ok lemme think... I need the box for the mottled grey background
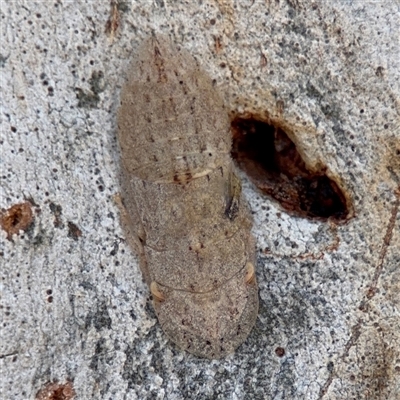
[1,1,399,399]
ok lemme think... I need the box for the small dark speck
[67,221,82,241]
[0,54,9,68]
[327,361,334,372]
[375,66,384,77]
[275,347,285,357]
[129,310,137,320]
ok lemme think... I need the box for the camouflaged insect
[117,35,258,359]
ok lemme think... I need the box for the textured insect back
[117,35,258,359]
[118,36,231,183]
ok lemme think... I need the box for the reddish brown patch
[0,202,34,240]
[35,381,75,400]
[275,347,285,357]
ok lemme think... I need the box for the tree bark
[1,1,399,399]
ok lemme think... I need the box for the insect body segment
[117,36,258,358]
[150,281,165,303]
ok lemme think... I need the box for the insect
[117,35,258,358]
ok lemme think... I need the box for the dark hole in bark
[231,117,350,221]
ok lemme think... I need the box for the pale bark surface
[1,1,399,399]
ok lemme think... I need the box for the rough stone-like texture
[1,1,399,399]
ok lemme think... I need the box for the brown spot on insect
[172,171,193,185]
[117,35,258,358]
[0,201,34,240]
